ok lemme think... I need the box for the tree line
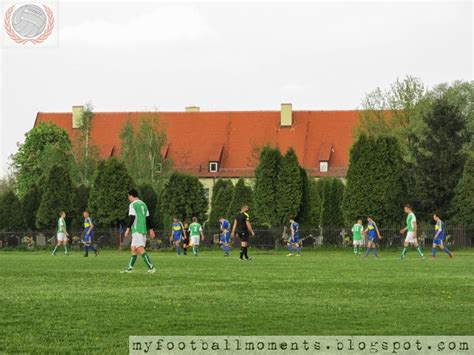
[0,78,472,233]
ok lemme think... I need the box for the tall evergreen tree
[254,146,282,226]
[450,154,474,225]
[342,134,405,227]
[138,183,158,227]
[227,178,253,219]
[88,158,134,227]
[210,179,233,209]
[36,165,74,230]
[160,172,208,228]
[0,190,26,231]
[320,178,345,227]
[410,91,471,220]
[71,185,90,229]
[309,179,323,226]
[22,184,42,231]
[209,182,234,228]
[275,148,302,225]
[297,168,312,225]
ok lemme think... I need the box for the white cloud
[60,5,218,45]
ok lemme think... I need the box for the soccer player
[431,213,453,259]
[219,216,231,257]
[400,204,424,260]
[287,217,301,257]
[170,217,185,256]
[364,216,381,258]
[231,204,255,261]
[182,222,190,256]
[82,211,99,257]
[52,211,69,256]
[122,189,156,273]
[351,218,364,255]
[189,217,204,256]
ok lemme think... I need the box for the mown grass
[0,248,472,354]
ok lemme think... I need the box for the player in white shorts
[122,189,156,273]
[400,204,424,259]
[52,211,69,256]
[188,217,204,256]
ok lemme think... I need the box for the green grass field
[0,248,473,354]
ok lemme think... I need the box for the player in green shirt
[400,204,424,260]
[52,211,69,256]
[122,189,156,273]
[351,218,364,255]
[188,217,204,256]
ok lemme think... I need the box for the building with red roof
[34,104,360,200]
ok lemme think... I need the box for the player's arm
[200,227,204,241]
[63,221,69,237]
[146,215,155,239]
[125,215,135,238]
[400,226,407,234]
[88,219,94,234]
[375,224,382,239]
[413,220,417,236]
[231,219,237,236]
[170,228,173,241]
[246,220,255,237]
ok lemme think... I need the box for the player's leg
[353,241,358,255]
[401,235,410,259]
[431,241,438,258]
[124,246,138,272]
[287,242,294,256]
[183,242,188,255]
[138,243,155,271]
[296,242,301,256]
[439,241,453,258]
[175,240,181,256]
[84,244,89,257]
[413,241,424,258]
[364,240,373,257]
[52,239,59,256]
[242,240,250,260]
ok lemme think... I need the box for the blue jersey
[434,220,445,239]
[172,223,184,238]
[291,222,299,239]
[367,221,378,239]
[84,218,93,236]
[220,219,230,232]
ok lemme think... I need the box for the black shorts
[238,232,249,242]
[182,238,189,246]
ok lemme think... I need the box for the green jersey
[189,222,202,237]
[57,217,66,234]
[352,223,363,240]
[129,199,149,234]
[406,212,416,232]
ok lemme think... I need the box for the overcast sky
[0,1,472,176]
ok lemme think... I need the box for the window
[209,162,219,172]
[319,161,328,172]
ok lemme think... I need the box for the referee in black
[231,204,255,260]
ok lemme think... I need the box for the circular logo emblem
[4,4,54,44]
[12,4,46,38]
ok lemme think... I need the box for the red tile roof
[34,110,360,177]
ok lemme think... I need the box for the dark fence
[1,225,473,250]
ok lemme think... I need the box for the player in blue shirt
[219,217,231,256]
[431,213,453,259]
[169,217,185,256]
[83,211,98,257]
[364,216,381,258]
[287,218,301,257]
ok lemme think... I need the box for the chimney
[280,103,292,127]
[72,105,84,129]
[185,106,200,112]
